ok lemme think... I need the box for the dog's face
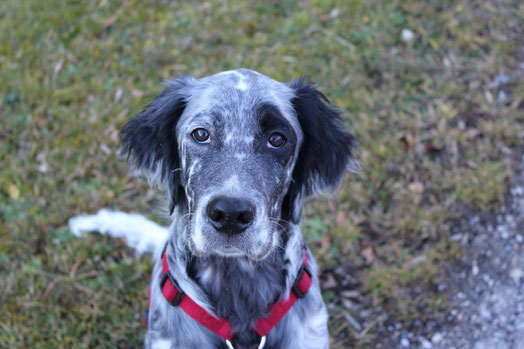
[121,69,356,260]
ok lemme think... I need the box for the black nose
[206,196,255,235]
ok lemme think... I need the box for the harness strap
[160,249,234,340]
[144,246,312,345]
[255,249,311,337]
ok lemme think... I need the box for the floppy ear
[283,79,357,223]
[120,76,195,214]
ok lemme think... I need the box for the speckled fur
[121,69,356,349]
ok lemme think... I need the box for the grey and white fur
[120,69,357,349]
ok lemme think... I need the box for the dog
[120,69,356,349]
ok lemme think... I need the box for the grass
[1,0,523,348]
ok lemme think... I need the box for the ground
[1,1,523,348]
[374,151,524,348]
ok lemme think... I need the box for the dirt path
[433,154,524,349]
[376,152,524,349]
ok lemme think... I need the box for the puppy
[120,69,356,349]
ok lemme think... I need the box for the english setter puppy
[120,69,356,349]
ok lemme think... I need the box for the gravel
[375,152,524,349]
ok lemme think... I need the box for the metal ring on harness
[225,336,266,349]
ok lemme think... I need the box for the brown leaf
[336,211,347,226]
[361,247,374,264]
[408,181,424,195]
[425,142,443,154]
[400,132,415,151]
[322,273,338,289]
[131,89,144,98]
[466,128,481,139]
[104,16,117,28]
[321,236,331,249]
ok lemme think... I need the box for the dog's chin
[187,235,275,261]
[214,247,246,257]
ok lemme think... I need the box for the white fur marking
[241,135,253,144]
[193,211,206,251]
[200,266,214,283]
[152,339,172,349]
[224,174,240,190]
[236,79,248,91]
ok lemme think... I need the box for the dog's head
[121,69,356,260]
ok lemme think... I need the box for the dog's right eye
[192,128,210,143]
[268,132,286,149]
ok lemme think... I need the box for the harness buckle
[225,336,266,349]
[159,270,185,306]
[292,264,312,299]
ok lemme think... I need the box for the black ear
[120,76,194,214]
[283,79,357,223]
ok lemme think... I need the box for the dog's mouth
[185,212,277,261]
[215,246,245,257]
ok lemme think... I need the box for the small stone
[401,337,410,347]
[509,268,523,282]
[401,28,415,42]
[479,304,491,319]
[497,90,508,103]
[516,234,523,243]
[432,332,443,344]
[497,225,509,239]
[419,336,433,348]
[472,261,479,276]
[450,233,463,242]
[329,7,340,18]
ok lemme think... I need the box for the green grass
[1,0,523,348]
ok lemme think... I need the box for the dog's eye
[268,133,286,149]
[192,128,210,143]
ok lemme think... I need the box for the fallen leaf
[425,142,443,154]
[361,247,374,264]
[341,298,356,310]
[407,255,427,266]
[336,211,346,226]
[341,290,361,299]
[466,128,480,139]
[321,236,330,249]
[114,88,123,102]
[7,183,20,200]
[53,58,64,77]
[408,182,424,195]
[400,132,415,151]
[322,273,337,289]
[104,16,117,28]
[131,89,144,98]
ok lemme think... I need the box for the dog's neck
[186,246,286,347]
[165,214,305,347]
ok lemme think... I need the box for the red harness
[143,247,312,347]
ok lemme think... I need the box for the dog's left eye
[267,132,286,148]
[192,128,210,143]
